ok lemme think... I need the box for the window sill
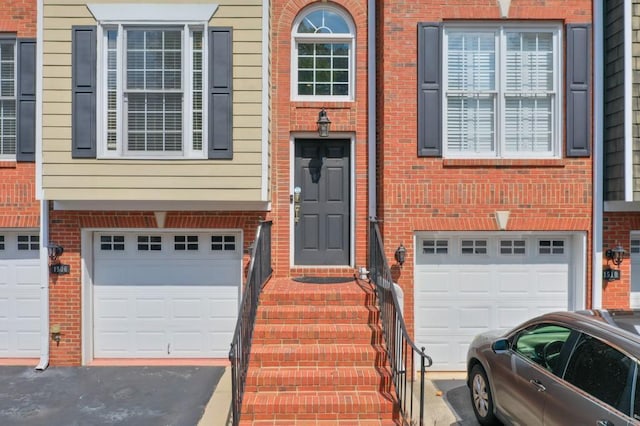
[0,161,17,169]
[442,158,566,168]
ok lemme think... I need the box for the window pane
[505,96,552,153]
[447,95,495,153]
[297,9,350,34]
[126,29,182,91]
[447,32,495,91]
[296,42,350,96]
[564,334,633,411]
[513,324,571,374]
[506,32,554,92]
[126,93,183,152]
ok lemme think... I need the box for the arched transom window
[292,5,355,100]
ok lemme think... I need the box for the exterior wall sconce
[395,243,407,267]
[606,244,627,268]
[317,108,331,137]
[47,243,64,263]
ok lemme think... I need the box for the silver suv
[466,310,640,425]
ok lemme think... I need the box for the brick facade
[378,0,595,337]
[0,0,36,38]
[47,210,266,365]
[269,0,370,277]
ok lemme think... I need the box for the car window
[513,323,572,373]
[564,333,635,416]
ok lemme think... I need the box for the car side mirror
[492,338,509,352]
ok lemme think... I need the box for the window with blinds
[101,25,205,158]
[443,25,560,158]
[0,40,16,159]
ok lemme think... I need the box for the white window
[443,24,561,158]
[0,40,16,159]
[99,25,206,158]
[292,5,355,101]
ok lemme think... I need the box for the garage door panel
[415,234,571,371]
[0,231,41,358]
[93,231,241,359]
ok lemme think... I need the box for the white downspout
[35,0,49,371]
[35,200,49,371]
[367,0,376,220]
[592,0,603,309]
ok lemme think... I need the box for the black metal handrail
[368,219,433,426]
[229,220,272,426]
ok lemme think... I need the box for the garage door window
[461,239,487,255]
[0,235,4,250]
[100,235,125,251]
[422,239,448,254]
[539,239,565,255]
[500,239,526,255]
[211,235,235,251]
[17,234,38,250]
[138,235,162,251]
[174,235,199,251]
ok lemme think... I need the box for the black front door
[294,139,350,265]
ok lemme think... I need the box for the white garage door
[93,231,241,358]
[0,231,41,357]
[415,234,570,371]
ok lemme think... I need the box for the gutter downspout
[367,0,376,220]
[35,200,49,371]
[592,0,603,309]
[35,0,49,371]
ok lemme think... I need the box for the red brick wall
[0,163,39,227]
[269,0,370,276]
[377,0,594,337]
[602,212,640,309]
[48,210,266,365]
[0,0,36,37]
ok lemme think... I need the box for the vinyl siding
[41,0,266,202]
[604,0,626,201]
[633,0,640,200]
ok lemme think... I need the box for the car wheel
[470,364,499,426]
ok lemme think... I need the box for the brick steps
[239,277,398,424]
[244,366,391,392]
[252,323,382,344]
[240,391,398,421]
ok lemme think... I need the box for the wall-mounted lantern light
[606,244,626,268]
[317,108,331,137]
[47,243,64,262]
[395,243,407,267]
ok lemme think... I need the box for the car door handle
[596,421,614,426]
[529,379,546,392]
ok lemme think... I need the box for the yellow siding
[41,0,267,203]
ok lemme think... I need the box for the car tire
[470,364,499,426]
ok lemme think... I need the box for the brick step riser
[241,403,397,419]
[239,421,400,426]
[252,330,383,345]
[248,355,389,368]
[245,374,391,392]
[258,295,376,306]
[257,310,378,323]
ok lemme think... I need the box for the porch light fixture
[395,243,407,267]
[47,243,64,262]
[606,244,626,268]
[317,108,331,137]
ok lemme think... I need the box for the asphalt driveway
[0,366,225,426]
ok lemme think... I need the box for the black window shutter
[208,27,233,160]
[566,24,592,157]
[16,38,36,162]
[417,22,442,157]
[71,26,97,158]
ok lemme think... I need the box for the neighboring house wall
[41,0,266,202]
[0,0,38,229]
[42,1,268,365]
[378,0,593,345]
[604,0,625,201]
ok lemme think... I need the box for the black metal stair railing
[369,219,433,426]
[228,220,272,426]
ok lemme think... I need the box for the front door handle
[529,379,546,392]
[293,186,301,223]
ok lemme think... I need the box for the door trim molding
[289,133,355,268]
